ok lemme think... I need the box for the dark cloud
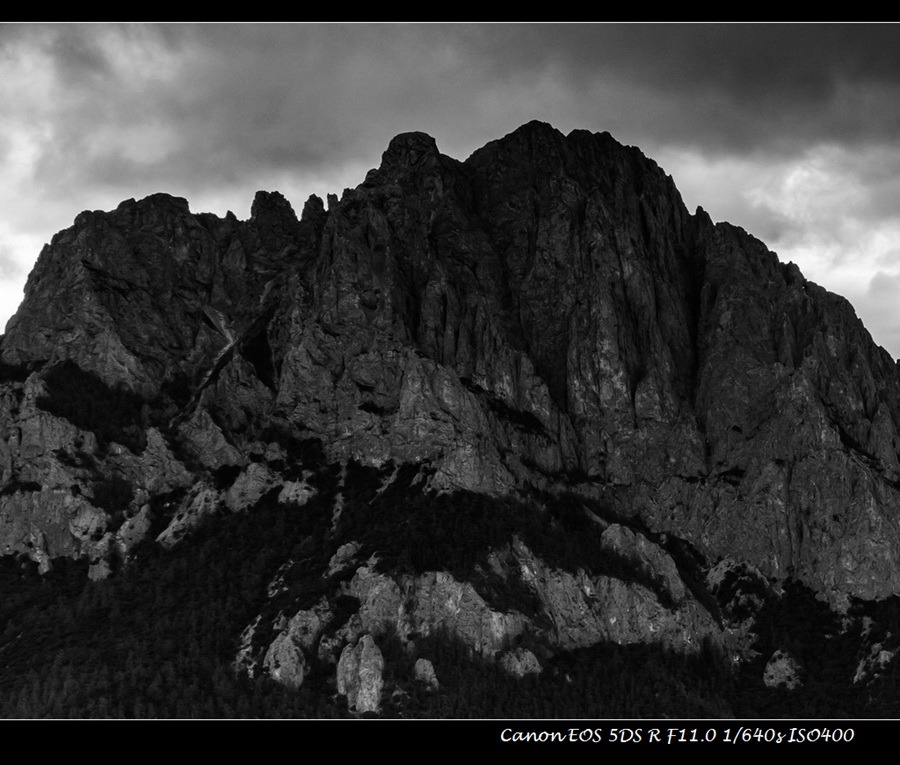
[13,23,900,215]
[737,205,802,247]
[45,26,112,85]
[549,25,900,97]
[6,22,900,355]
[27,25,429,192]
[27,23,900,203]
[824,147,900,224]
[428,24,900,155]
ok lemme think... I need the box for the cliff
[2,121,899,714]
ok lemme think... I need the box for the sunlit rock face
[3,121,900,653]
[337,634,385,714]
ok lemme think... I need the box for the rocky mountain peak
[250,190,297,225]
[300,193,326,224]
[362,130,451,198]
[3,122,900,717]
[478,119,565,156]
[118,192,192,214]
[379,130,441,172]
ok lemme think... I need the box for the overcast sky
[4,23,900,358]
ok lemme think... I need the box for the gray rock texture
[263,632,308,690]
[499,648,542,677]
[337,634,385,714]
[4,121,900,698]
[413,658,439,689]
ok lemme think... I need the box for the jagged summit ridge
[381,130,441,168]
[2,121,900,614]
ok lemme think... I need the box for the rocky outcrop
[329,533,721,659]
[503,538,720,651]
[156,483,220,549]
[278,478,316,508]
[600,524,686,604]
[414,658,439,689]
[263,631,308,690]
[500,648,542,677]
[281,598,332,655]
[763,650,803,690]
[335,560,528,657]
[337,634,385,714]
[327,541,361,577]
[224,463,279,512]
[116,504,153,557]
[0,488,106,570]
[244,526,723,702]
[705,558,775,662]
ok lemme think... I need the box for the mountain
[1,121,899,718]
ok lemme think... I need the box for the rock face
[500,648,542,677]
[337,634,385,714]
[4,121,900,707]
[414,658,439,689]
[263,631,308,690]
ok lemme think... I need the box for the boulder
[337,634,385,714]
